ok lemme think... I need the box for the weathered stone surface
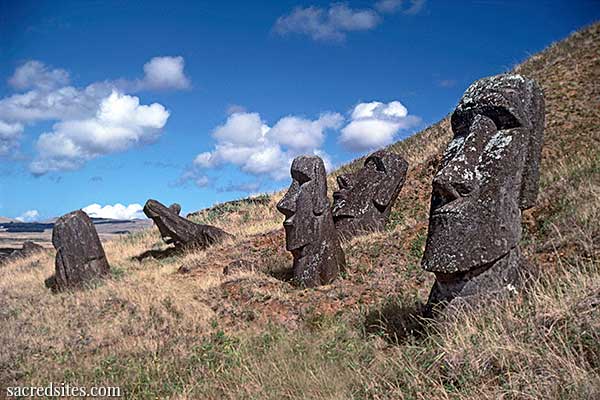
[45,210,110,291]
[277,155,346,287]
[332,150,408,239]
[422,74,544,308]
[169,203,181,215]
[143,199,232,249]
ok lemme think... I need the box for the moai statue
[277,155,346,287]
[45,210,110,292]
[143,199,232,249]
[422,74,545,309]
[332,150,408,239]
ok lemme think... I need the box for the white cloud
[171,168,211,189]
[375,0,403,13]
[340,100,420,151]
[0,83,112,123]
[274,3,380,41]
[30,91,169,175]
[15,209,40,222]
[268,112,343,151]
[138,56,191,90]
[8,61,70,91]
[0,57,187,167]
[190,110,342,183]
[376,0,426,15]
[0,120,24,155]
[82,203,146,220]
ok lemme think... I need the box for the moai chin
[277,155,346,287]
[422,74,545,309]
[332,149,408,239]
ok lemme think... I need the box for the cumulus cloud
[15,209,40,222]
[0,83,112,123]
[138,56,191,90]
[191,111,342,182]
[30,91,169,175]
[8,61,70,91]
[0,120,24,156]
[82,203,146,220]
[340,101,420,151]
[0,57,187,168]
[274,3,380,41]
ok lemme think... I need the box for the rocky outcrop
[277,155,346,287]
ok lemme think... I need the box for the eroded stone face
[422,74,544,306]
[45,210,110,292]
[277,155,346,287]
[332,150,408,239]
[143,199,232,249]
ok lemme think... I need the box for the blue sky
[1,0,598,221]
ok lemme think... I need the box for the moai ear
[311,159,329,215]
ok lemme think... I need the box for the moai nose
[431,170,476,211]
[276,190,297,218]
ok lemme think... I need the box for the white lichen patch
[483,130,513,160]
[444,136,465,156]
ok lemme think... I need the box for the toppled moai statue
[143,199,232,249]
[1,241,44,264]
[332,150,408,239]
[422,74,545,309]
[45,210,110,291]
[277,155,346,287]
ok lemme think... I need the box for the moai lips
[332,150,408,239]
[277,155,346,287]
[422,74,545,308]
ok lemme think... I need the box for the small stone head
[277,155,329,252]
[423,74,544,274]
[332,150,408,237]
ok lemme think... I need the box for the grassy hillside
[1,23,599,399]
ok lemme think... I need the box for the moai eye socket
[291,170,311,184]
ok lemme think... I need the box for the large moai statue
[332,149,408,239]
[277,155,346,287]
[45,210,110,292]
[422,74,545,309]
[143,199,232,249]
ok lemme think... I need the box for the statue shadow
[133,246,181,262]
[267,266,295,282]
[363,297,430,344]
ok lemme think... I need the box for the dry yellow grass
[1,23,599,399]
